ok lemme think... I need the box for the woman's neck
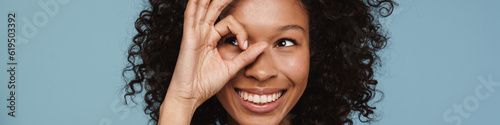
[226,115,292,125]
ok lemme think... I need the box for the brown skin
[217,0,310,124]
[158,0,309,124]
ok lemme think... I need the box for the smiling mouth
[235,89,287,105]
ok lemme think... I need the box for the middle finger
[205,0,233,24]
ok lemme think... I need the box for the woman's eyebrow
[278,24,305,32]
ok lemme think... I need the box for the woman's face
[216,0,310,124]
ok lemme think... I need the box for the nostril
[248,70,277,81]
[243,53,278,81]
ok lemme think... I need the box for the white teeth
[248,94,253,101]
[260,95,266,104]
[237,90,284,104]
[254,95,260,103]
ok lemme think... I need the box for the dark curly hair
[123,0,396,124]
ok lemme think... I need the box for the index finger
[212,15,248,50]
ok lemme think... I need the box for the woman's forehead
[222,0,309,31]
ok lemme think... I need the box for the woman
[124,0,395,124]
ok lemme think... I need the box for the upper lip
[235,88,286,95]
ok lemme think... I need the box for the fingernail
[243,40,248,50]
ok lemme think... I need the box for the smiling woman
[215,1,310,124]
[124,0,395,124]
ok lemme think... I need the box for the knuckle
[225,15,234,20]
[215,4,226,12]
[185,12,195,18]
[198,1,210,10]
[227,16,239,25]
[198,21,205,26]
[206,19,217,24]
[242,52,251,63]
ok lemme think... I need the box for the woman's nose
[244,50,278,81]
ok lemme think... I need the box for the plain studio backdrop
[1,0,499,125]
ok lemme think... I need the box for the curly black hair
[123,0,396,124]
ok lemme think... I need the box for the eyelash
[274,38,297,47]
[221,36,297,47]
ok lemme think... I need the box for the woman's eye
[276,39,296,47]
[223,36,238,46]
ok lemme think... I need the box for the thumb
[225,42,268,75]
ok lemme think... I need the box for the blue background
[1,0,499,125]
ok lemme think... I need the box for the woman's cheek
[280,51,310,84]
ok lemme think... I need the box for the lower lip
[235,90,285,113]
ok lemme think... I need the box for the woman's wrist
[158,87,199,125]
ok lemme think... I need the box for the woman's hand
[159,0,267,124]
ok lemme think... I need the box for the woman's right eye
[222,36,238,46]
